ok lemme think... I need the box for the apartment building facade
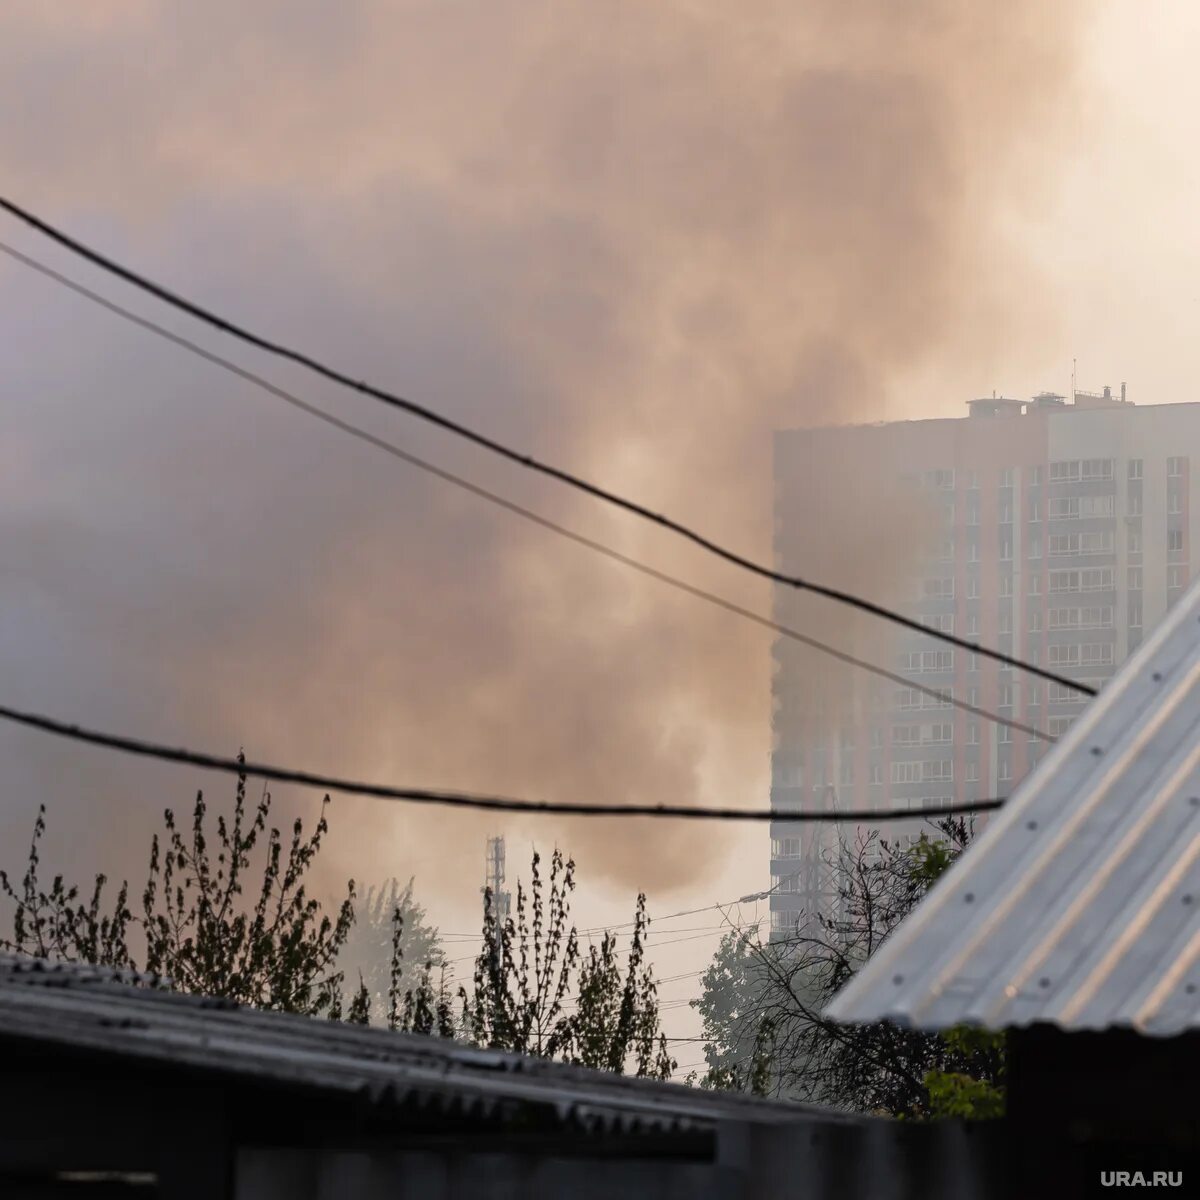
[769,390,1200,933]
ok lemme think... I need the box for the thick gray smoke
[0,2,1086,900]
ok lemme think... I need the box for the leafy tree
[691,928,776,1093]
[1,762,362,1019]
[339,876,442,1024]
[691,818,1004,1117]
[2,776,677,1083]
[458,849,675,1078]
[555,894,673,1078]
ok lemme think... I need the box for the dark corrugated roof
[0,953,829,1136]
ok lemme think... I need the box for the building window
[966,612,980,636]
[966,761,979,782]
[998,725,1012,744]
[1128,527,1143,554]
[1169,565,1187,590]
[870,726,884,748]
[771,909,797,935]
[771,837,802,858]
[1048,605,1113,630]
[998,504,1013,525]
[1000,468,1014,488]
[1050,568,1114,593]
[895,688,953,711]
[1029,498,1040,522]
[998,608,1013,634]
[921,613,955,634]
[1128,493,1143,517]
[1048,531,1114,557]
[967,574,980,599]
[922,469,956,490]
[1030,465,1044,485]
[1027,683,1041,708]
[1128,459,1143,481]
[1169,490,1183,515]
[1128,566,1143,591]
[1050,681,1089,704]
[1129,599,1142,629]
[1000,537,1013,561]
[1050,459,1114,482]
[1029,535,1042,560]
[999,684,1014,708]
[1029,573,1041,595]
[1029,609,1041,632]
[898,650,955,673]
[967,723,980,745]
[999,760,1012,782]
[1047,716,1076,738]
[922,760,954,782]
[921,577,955,600]
[1169,456,1188,478]
[1050,496,1114,520]
[892,762,921,784]
[1168,529,1185,554]
[868,764,883,786]
[839,761,854,786]
[1000,575,1014,598]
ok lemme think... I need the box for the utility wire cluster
[0,196,1094,696]
[0,196,1082,826]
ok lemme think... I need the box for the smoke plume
[0,2,1085,901]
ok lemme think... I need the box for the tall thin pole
[483,835,509,964]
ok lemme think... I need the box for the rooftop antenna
[1072,358,1077,403]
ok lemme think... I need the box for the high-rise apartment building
[770,389,1200,933]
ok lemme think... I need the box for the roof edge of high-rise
[775,392,1200,438]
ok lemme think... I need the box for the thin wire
[0,701,1006,823]
[444,924,739,967]
[0,240,1054,745]
[0,198,1094,696]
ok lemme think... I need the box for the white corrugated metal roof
[826,575,1200,1036]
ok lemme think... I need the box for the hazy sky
[1,1,1197,1051]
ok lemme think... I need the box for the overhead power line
[0,240,1054,744]
[0,701,1005,822]
[0,197,1093,697]
[445,924,738,967]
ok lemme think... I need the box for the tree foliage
[2,764,360,1018]
[339,876,442,1024]
[456,849,674,1079]
[691,818,1005,1117]
[3,781,675,1081]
